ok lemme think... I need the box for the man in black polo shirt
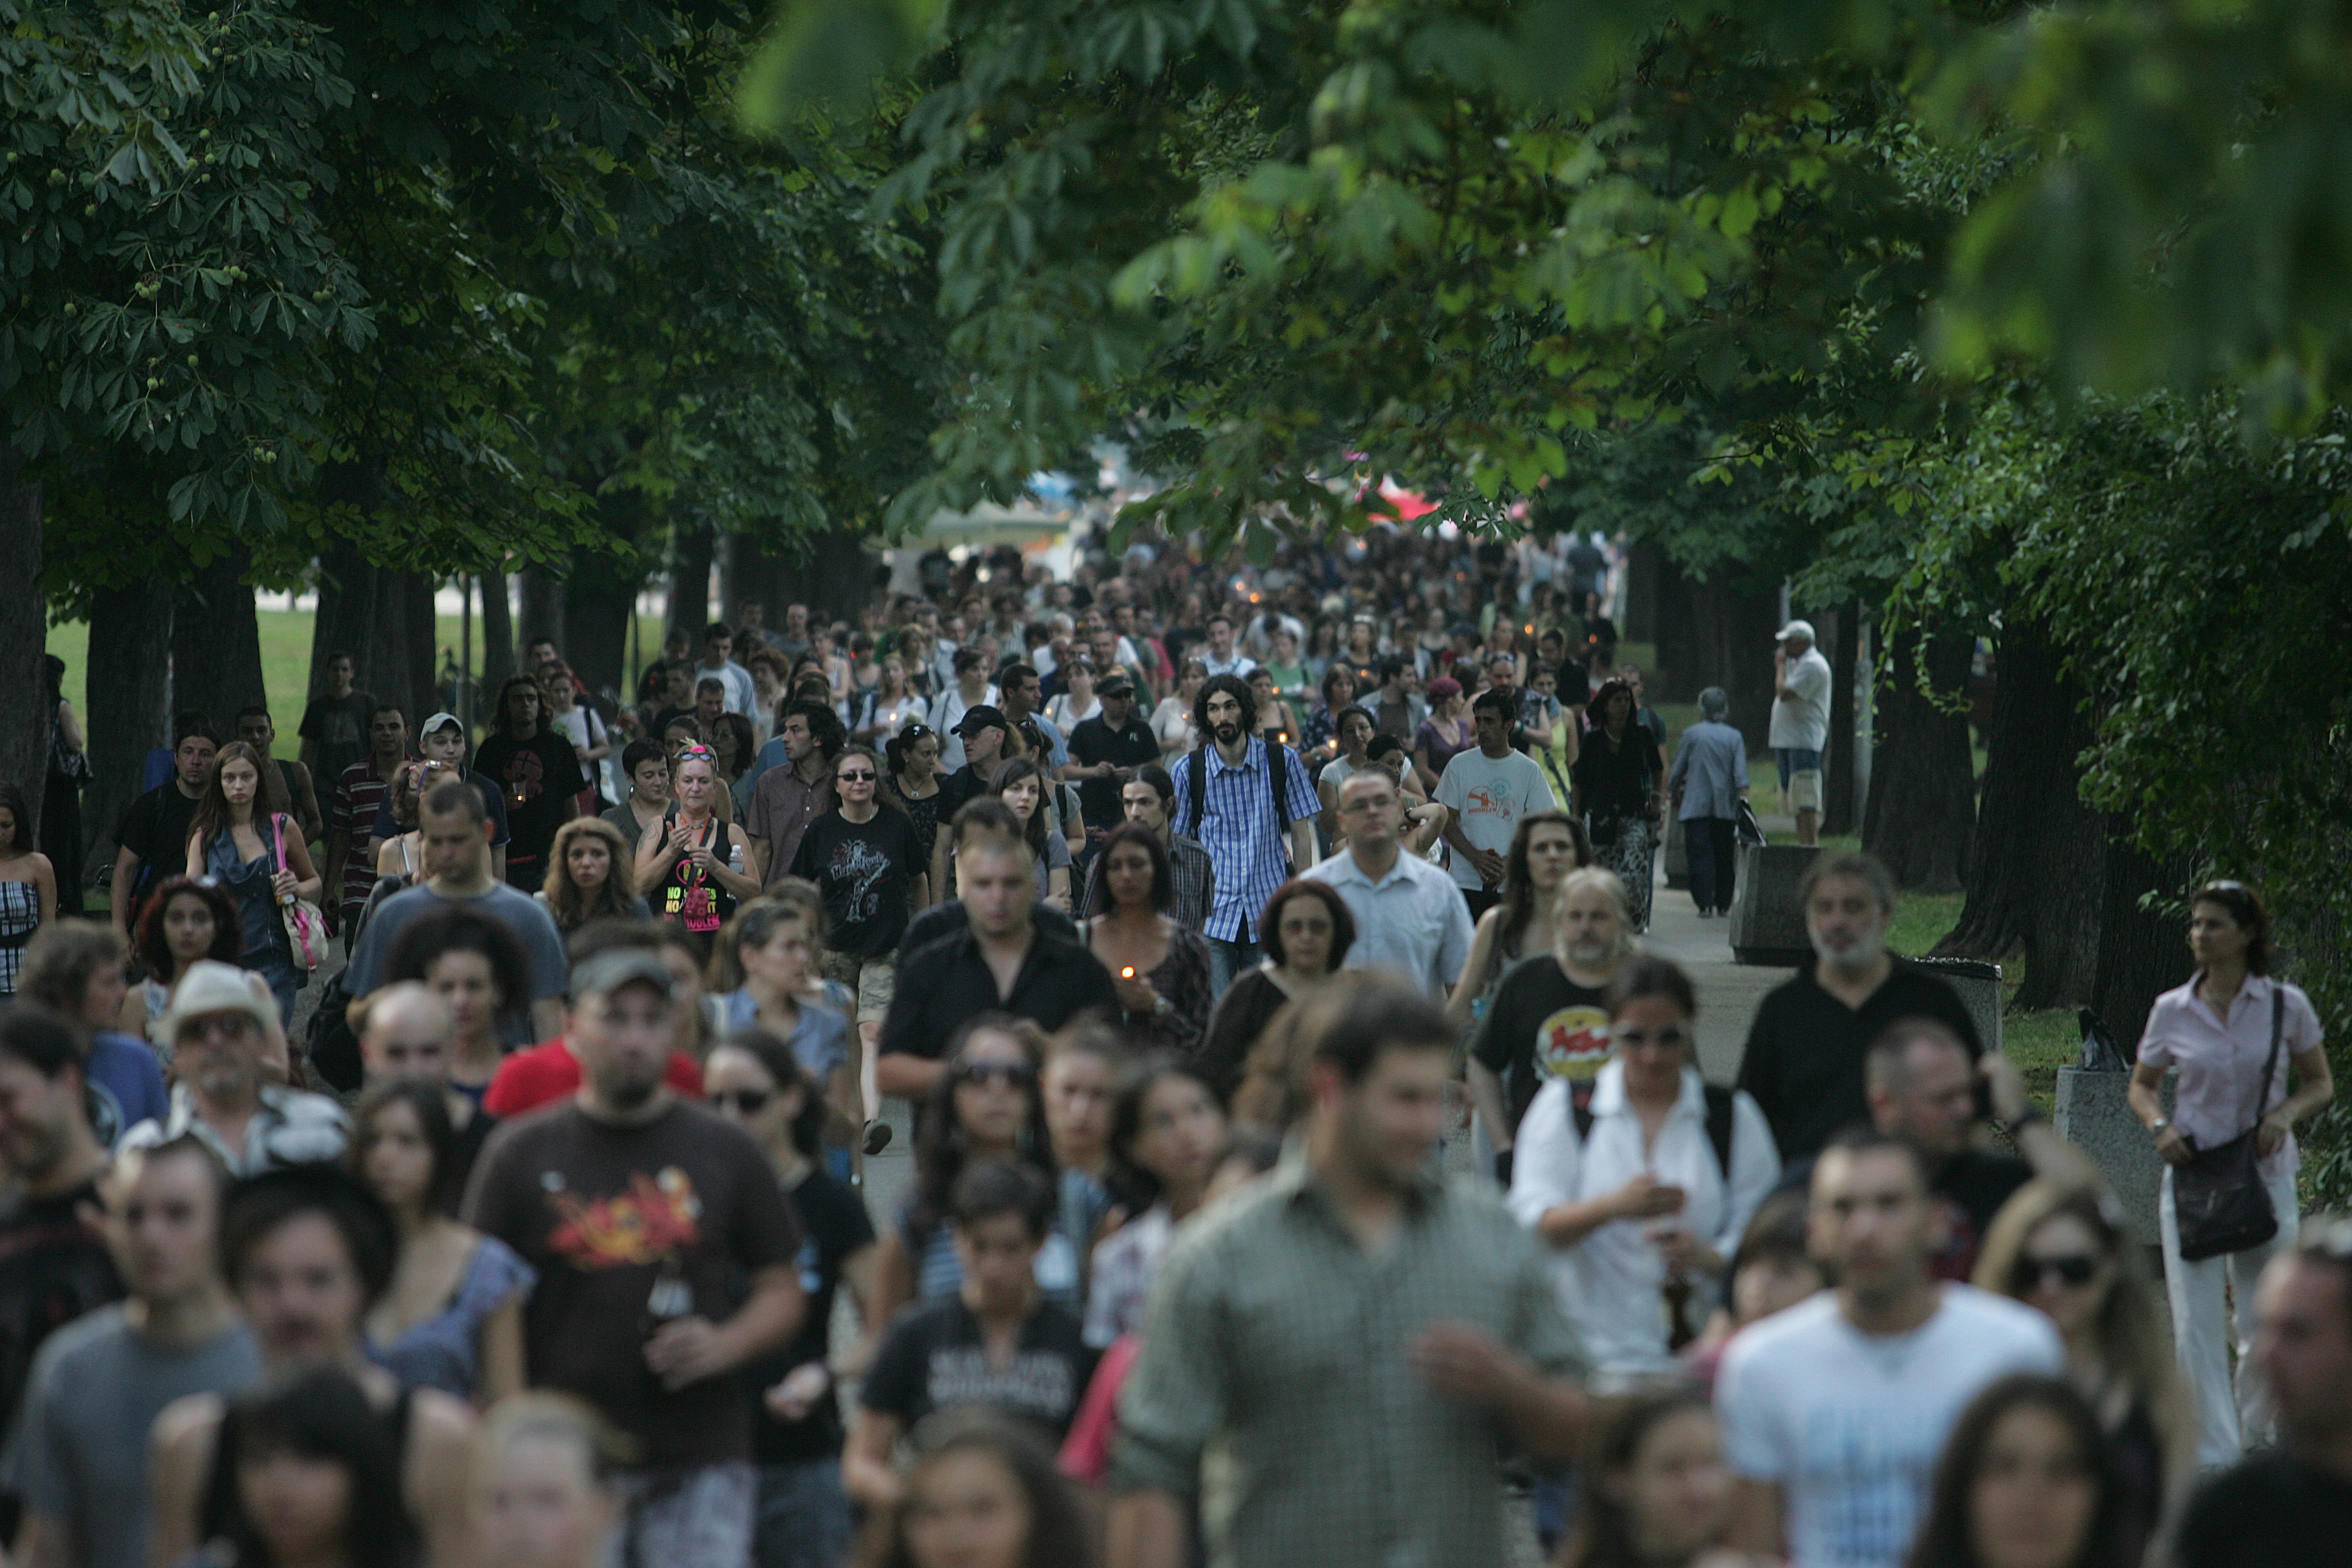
[879,798,1116,1101]
[1735,851,1984,1161]
[1062,672,1159,848]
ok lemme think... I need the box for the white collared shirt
[2137,972,2322,1183]
[1305,845,1473,998]
[1507,1060,1779,1376]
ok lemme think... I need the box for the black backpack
[1571,1082,1739,1181]
[1181,736,1292,840]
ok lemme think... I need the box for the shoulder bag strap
[2252,987,2285,1135]
[271,813,287,871]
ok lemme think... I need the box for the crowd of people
[0,524,2341,1568]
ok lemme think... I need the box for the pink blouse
[2136,973,2322,1182]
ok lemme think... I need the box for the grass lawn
[45,607,667,754]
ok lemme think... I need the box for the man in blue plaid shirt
[1166,675,1320,993]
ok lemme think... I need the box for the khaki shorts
[819,951,895,1025]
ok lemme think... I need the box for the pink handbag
[272,815,328,972]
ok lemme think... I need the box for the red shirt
[483,1035,706,1120]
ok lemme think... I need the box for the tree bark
[667,522,715,641]
[172,546,266,734]
[480,565,515,694]
[309,526,429,733]
[1620,543,1659,646]
[1822,601,1862,836]
[82,580,175,889]
[2091,834,2198,1052]
[406,573,438,722]
[1934,610,2106,1007]
[517,565,566,662]
[564,555,640,709]
[1861,630,1975,891]
[0,445,50,850]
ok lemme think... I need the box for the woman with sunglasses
[703,1030,877,1568]
[866,1015,1063,1336]
[1976,1183,2193,1561]
[1508,954,1780,1383]
[2128,878,2331,1465]
[635,744,761,951]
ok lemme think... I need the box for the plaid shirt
[1168,737,1320,943]
[1112,1151,1587,1568]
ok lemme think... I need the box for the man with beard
[1734,852,1983,1162]
[747,701,843,889]
[1107,975,1588,1568]
[464,948,807,1568]
[1467,867,1634,1183]
[1167,676,1320,995]
[120,961,348,1175]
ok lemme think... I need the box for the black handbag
[2171,991,2284,1263]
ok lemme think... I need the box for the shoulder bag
[272,814,329,973]
[2171,989,2283,1263]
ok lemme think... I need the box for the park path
[1643,821,1799,1087]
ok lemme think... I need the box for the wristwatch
[2149,1116,2171,1135]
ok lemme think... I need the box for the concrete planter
[1727,843,1820,966]
[1663,812,1689,889]
[2055,1067,2175,1245]
[1908,954,2004,1056]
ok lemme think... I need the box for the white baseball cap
[1772,620,1817,644]
[420,712,464,739]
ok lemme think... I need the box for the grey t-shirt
[346,881,570,1046]
[7,1306,262,1568]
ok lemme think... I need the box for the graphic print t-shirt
[473,730,586,865]
[463,1101,801,1465]
[1471,955,1612,1134]
[861,1295,1097,1442]
[789,808,920,958]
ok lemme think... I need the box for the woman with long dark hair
[883,725,948,877]
[859,1409,1097,1568]
[1975,1182,2193,1560]
[183,740,319,1024]
[867,1014,1059,1331]
[1197,879,1355,1104]
[198,1365,415,1568]
[0,780,57,997]
[1571,677,1663,932]
[1449,808,1589,1030]
[1085,1056,1226,1347]
[989,758,1069,909]
[1904,1375,2130,1568]
[2127,879,2333,1465]
[1558,1387,1763,1568]
[124,873,244,1035]
[1081,822,1210,1055]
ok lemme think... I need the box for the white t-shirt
[1435,746,1557,890]
[1716,1287,2063,1568]
[1769,647,1832,752]
[1318,756,1357,794]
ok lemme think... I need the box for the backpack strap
[1184,747,1208,838]
[1267,735,1291,831]
[1570,1082,1738,1185]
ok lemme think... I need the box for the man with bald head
[356,981,497,1193]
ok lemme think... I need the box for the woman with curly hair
[122,874,244,1036]
[534,816,648,935]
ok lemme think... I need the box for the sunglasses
[953,1059,1037,1090]
[710,1088,773,1116]
[2016,1253,2100,1291]
[1612,1025,1689,1051]
[836,769,877,783]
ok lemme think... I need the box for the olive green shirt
[1112,1150,1587,1568]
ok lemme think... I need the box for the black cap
[1097,671,1135,697]
[957,704,1010,735]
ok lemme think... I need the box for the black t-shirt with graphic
[860,1295,1096,1442]
[1470,954,1614,1136]
[748,1169,877,1465]
[788,807,922,958]
[473,730,586,866]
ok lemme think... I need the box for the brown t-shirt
[462,1099,801,1466]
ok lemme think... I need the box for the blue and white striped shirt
[1169,736,1322,943]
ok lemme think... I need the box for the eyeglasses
[836,770,876,783]
[2015,1253,2100,1291]
[180,1014,258,1043]
[953,1059,1037,1090]
[710,1088,773,1116]
[1612,1025,1689,1050]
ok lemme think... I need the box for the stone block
[1727,842,1819,966]
[1663,812,1689,889]
[2056,1067,2175,1245]
[1908,954,2004,1056]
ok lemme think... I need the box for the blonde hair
[542,817,636,932]
[477,1391,636,1488]
[1552,867,1636,968]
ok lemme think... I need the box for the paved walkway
[1645,815,1798,1085]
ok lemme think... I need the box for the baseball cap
[1772,620,1817,644]
[419,712,465,740]
[158,960,278,1042]
[1097,672,1135,697]
[957,704,1010,736]
[569,949,675,1001]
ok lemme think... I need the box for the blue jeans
[753,1458,852,1568]
[1774,746,1822,790]
[1208,935,1259,996]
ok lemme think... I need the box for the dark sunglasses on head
[710,1088,773,1116]
[2015,1253,2100,1291]
[953,1059,1036,1089]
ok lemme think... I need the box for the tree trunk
[517,565,565,662]
[1822,601,1861,836]
[1861,630,1975,891]
[1620,543,1659,646]
[83,580,175,889]
[766,527,879,630]
[2091,834,2198,1052]
[1934,610,2106,1007]
[171,546,267,734]
[667,522,715,641]
[564,556,640,709]
[480,565,514,694]
[0,446,50,849]
[407,574,438,721]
